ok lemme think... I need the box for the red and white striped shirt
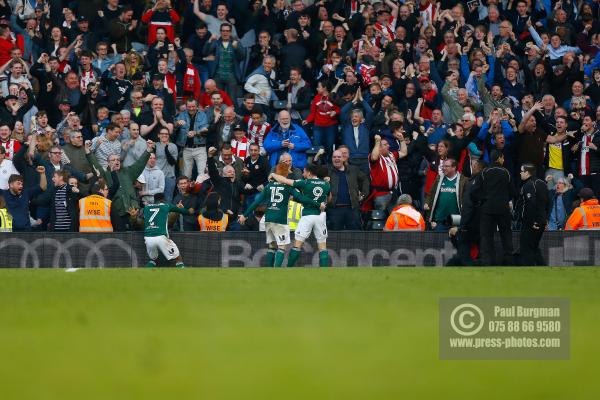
[232,136,249,159]
[1,139,21,160]
[247,120,270,149]
[369,152,399,192]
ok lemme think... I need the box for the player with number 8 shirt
[239,162,325,267]
[270,164,331,267]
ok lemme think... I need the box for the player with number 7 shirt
[270,164,331,267]
[239,162,326,267]
[143,193,192,268]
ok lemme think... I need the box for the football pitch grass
[1,268,599,400]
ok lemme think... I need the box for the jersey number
[270,187,284,203]
[312,187,324,201]
[148,208,160,224]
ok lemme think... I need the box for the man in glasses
[203,22,244,102]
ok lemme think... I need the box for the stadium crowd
[1,0,600,248]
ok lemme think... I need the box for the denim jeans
[312,125,338,160]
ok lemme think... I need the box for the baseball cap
[419,76,430,83]
[3,95,18,101]
[579,187,595,200]
[151,73,165,81]
[59,99,71,105]
[77,15,89,22]
[232,124,245,132]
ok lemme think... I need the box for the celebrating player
[270,164,331,267]
[143,193,191,268]
[239,162,325,267]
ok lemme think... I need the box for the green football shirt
[144,203,187,237]
[245,182,321,225]
[293,178,330,216]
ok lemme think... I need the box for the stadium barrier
[0,231,599,267]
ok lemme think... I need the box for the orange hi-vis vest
[79,195,113,232]
[384,204,426,231]
[198,214,229,232]
[565,199,600,230]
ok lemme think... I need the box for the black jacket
[242,155,270,194]
[207,157,244,215]
[327,164,370,210]
[480,164,516,214]
[460,172,483,232]
[517,177,549,228]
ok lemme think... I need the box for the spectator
[264,110,311,169]
[121,122,147,168]
[173,176,201,231]
[48,170,81,232]
[242,143,269,207]
[140,153,165,207]
[424,158,468,231]
[245,55,279,112]
[0,145,18,189]
[155,129,178,203]
[326,149,369,230]
[175,98,209,180]
[339,90,374,173]
[204,22,244,102]
[0,167,47,231]
[304,80,340,159]
[90,123,122,169]
[207,146,243,229]
[365,134,404,212]
[141,1,180,45]
[85,139,154,231]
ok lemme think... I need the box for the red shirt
[1,139,22,160]
[305,95,340,127]
[199,90,234,109]
[369,151,399,194]
[141,9,180,44]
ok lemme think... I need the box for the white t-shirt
[0,159,19,190]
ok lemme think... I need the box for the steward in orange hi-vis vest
[384,194,425,231]
[79,194,112,232]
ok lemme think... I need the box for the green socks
[265,250,276,267]
[175,262,185,268]
[274,250,285,267]
[319,250,330,267]
[287,247,301,267]
[145,260,157,268]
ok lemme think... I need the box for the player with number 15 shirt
[241,162,322,267]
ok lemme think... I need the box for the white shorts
[295,213,328,243]
[265,222,290,246]
[145,235,180,261]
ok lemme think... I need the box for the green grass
[0,268,599,400]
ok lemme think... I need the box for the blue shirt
[1,186,42,231]
[334,169,351,206]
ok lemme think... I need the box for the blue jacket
[340,100,374,158]
[264,123,311,169]
[1,186,42,230]
[175,110,209,147]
